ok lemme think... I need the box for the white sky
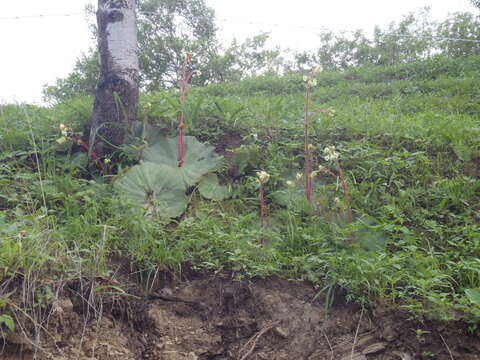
[0,0,476,104]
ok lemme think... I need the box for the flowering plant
[56,124,109,173]
[256,170,270,227]
[303,65,323,208]
[317,146,352,224]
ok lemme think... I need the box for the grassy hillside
[1,54,479,325]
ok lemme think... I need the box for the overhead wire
[0,12,83,20]
[213,17,480,43]
[1,10,480,44]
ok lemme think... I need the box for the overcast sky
[0,0,476,104]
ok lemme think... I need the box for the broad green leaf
[114,162,187,218]
[0,314,15,331]
[198,174,231,201]
[465,288,480,305]
[142,136,223,186]
[71,152,89,169]
[356,227,388,251]
[130,121,163,145]
[273,180,315,214]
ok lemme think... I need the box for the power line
[1,11,480,44]
[213,18,480,44]
[0,12,83,20]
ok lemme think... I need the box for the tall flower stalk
[303,65,322,208]
[177,54,200,167]
[256,171,270,227]
[319,146,353,224]
[304,81,313,206]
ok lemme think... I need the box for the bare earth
[3,270,480,360]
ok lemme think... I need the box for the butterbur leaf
[142,136,223,186]
[116,135,223,217]
[465,288,480,305]
[114,162,187,218]
[198,174,231,201]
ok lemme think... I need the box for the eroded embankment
[2,269,480,360]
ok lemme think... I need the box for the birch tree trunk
[90,0,139,157]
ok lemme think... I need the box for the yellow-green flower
[323,145,339,162]
[313,64,323,74]
[307,79,317,88]
[256,171,270,184]
[59,123,71,136]
[56,137,67,144]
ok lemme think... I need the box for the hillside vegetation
[1,54,479,329]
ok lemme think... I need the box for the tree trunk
[90,0,139,157]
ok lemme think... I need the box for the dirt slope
[3,271,479,360]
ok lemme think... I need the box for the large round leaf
[198,174,231,201]
[142,136,223,186]
[114,162,187,218]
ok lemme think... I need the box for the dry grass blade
[322,328,334,360]
[439,332,455,360]
[237,321,280,360]
[350,307,364,360]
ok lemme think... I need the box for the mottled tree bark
[90,0,139,157]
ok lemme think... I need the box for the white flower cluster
[303,76,317,88]
[303,64,323,88]
[323,145,339,162]
[57,124,73,144]
[59,123,71,136]
[313,64,323,74]
[256,171,270,184]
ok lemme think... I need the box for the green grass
[0,54,479,323]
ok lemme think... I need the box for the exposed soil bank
[3,270,479,360]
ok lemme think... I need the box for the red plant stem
[177,54,192,167]
[72,134,109,173]
[304,86,313,207]
[259,184,268,227]
[178,122,185,167]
